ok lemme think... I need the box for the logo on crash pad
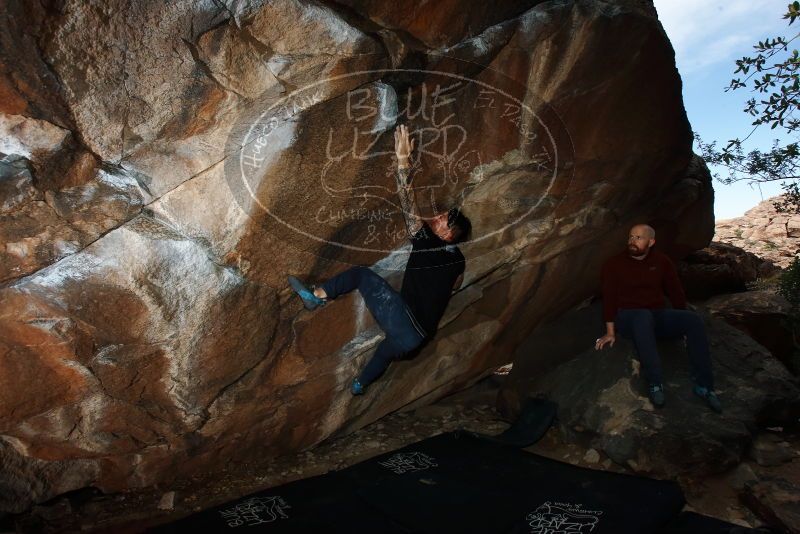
[378,451,438,474]
[526,501,603,533]
[218,495,291,528]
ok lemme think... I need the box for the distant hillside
[715,196,800,268]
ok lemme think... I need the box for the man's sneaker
[648,383,665,408]
[694,385,722,413]
[288,276,325,311]
[351,379,364,396]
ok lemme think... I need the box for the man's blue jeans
[615,308,714,389]
[321,266,425,386]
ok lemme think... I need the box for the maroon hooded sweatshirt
[601,249,687,323]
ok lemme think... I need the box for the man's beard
[628,244,647,257]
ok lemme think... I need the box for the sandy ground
[3,374,794,533]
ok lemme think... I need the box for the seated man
[288,124,470,395]
[595,224,721,412]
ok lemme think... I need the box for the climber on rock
[288,124,471,396]
[594,224,722,413]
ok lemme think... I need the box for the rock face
[715,195,800,269]
[743,475,800,533]
[706,290,798,374]
[499,301,800,478]
[0,0,713,511]
[678,242,779,300]
[747,433,797,467]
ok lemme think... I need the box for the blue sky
[653,0,794,219]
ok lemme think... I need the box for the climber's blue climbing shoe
[288,276,325,311]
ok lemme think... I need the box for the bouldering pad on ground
[156,431,685,533]
[660,511,774,533]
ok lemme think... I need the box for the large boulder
[0,0,713,511]
[706,290,798,374]
[678,242,779,300]
[499,301,800,478]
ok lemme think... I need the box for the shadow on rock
[499,300,800,478]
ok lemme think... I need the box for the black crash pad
[157,431,685,533]
[659,511,775,533]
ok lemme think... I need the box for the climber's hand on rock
[595,334,615,350]
[394,124,414,169]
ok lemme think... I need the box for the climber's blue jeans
[615,308,714,390]
[321,266,426,386]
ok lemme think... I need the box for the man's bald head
[627,224,656,258]
[631,224,655,239]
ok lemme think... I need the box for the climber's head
[430,207,471,244]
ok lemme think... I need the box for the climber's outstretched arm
[394,124,424,237]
